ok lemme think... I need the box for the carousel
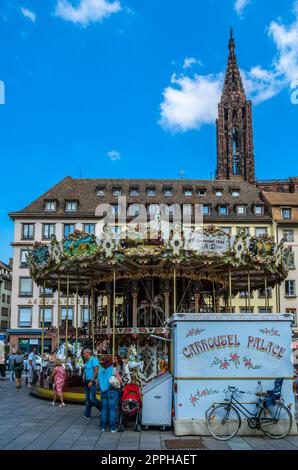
[27,219,292,402]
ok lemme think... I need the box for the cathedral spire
[216,30,255,184]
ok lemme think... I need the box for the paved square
[1,378,298,451]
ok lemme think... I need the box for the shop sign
[29,339,39,345]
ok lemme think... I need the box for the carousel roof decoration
[28,223,292,295]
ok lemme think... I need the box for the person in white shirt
[28,348,37,387]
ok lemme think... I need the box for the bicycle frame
[205,391,263,422]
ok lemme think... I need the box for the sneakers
[50,401,55,406]
[110,429,117,433]
[59,403,66,408]
[100,428,106,432]
[80,415,91,420]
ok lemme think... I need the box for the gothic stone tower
[216,30,255,183]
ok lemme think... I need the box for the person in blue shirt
[98,357,122,432]
[81,348,101,420]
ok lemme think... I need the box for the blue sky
[0,0,298,262]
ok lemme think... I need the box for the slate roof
[9,176,271,223]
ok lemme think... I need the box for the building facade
[7,32,296,353]
[0,260,12,334]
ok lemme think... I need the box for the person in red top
[51,359,66,407]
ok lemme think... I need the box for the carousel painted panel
[170,315,295,422]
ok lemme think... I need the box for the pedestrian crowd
[4,347,125,432]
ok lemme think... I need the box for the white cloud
[160,1,298,133]
[159,73,223,132]
[21,7,36,23]
[107,150,121,161]
[55,0,121,26]
[268,0,298,88]
[183,57,202,70]
[234,0,251,16]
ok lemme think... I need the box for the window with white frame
[64,224,75,237]
[164,188,173,197]
[61,306,74,322]
[19,277,33,296]
[22,224,34,240]
[281,208,292,220]
[113,187,122,196]
[236,205,246,215]
[40,307,53,327]
[283,230,294,242]
[147,188,156,197]
[43,223,55,239]
[130,187,139,196]
[231,190,240,198]
[197,188,206,197]
[96,187,105,196]
[20,249,29,266]
[254,205,263,215]
[19,307,32,327]
[45,200,56,212]
[219,205,228,215]
[202,205,210,215]
[82,306,91,325]
[65,200,78,212]
[39,286,53,296]
[215,190,223,197]
[84,224,95,234]
[255,227,267,237]
[183,188,192,196]
[285,280,296,297]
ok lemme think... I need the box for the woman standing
[99,357,122,432]
[14,351,24,389]
[51,360,66,407]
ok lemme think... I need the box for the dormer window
[183,188,192,197]
[254,205,263,215]
[231,190,240,198]
[215,190,223,197]
[164,187,173,197]
[130,187,139,197]
[197,188,207,197]
[219,205,228,215]
[113,187,122,196]
[202,204,210,216]
[147,187,156,197]
[45,200,57,212]
[281,208,292,220]
[65,200,78,212]
[236,205,246,215]
[96,187,105,196]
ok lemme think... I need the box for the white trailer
[168,314,297,436]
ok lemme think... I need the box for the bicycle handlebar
[228,386,245,394]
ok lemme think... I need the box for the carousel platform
[31,384,100,404]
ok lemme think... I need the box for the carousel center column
[132,280,138,328]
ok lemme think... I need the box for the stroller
[118,383,142,432]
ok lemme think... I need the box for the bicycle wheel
[259,403,293,439]
[207,404,241,441]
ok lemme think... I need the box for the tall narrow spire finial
[229,27,235,54]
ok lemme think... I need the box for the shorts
[15,365,23,379]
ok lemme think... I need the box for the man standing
[81,348,101,420]
[28,347,37,387]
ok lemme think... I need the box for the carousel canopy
[28,225,292,295]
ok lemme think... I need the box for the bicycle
[206,384,293,441]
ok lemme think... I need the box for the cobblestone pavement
[1,378,298,451]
